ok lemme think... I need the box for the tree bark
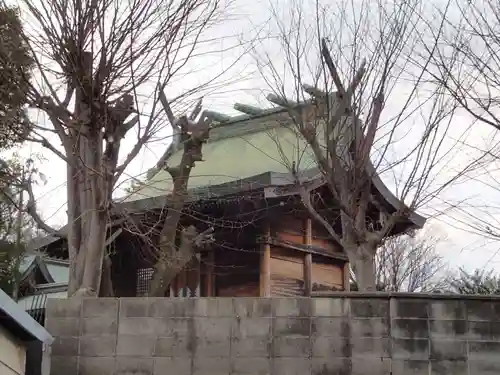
[349,245,377,292]
[99,255,114,297]
[148,105,212,297]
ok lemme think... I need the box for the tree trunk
[68,129,110,297]
[99,255,114,297]
[350,245,377,291]
[148,166,192,296]
[149,226,199,296]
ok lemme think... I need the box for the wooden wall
[269,247,343,295]
[273,216,340,254]
[311,258,343,291]
[270,248,305,296]
[163,212,347,298]
[218,283,259,297]
[267,214,347,295]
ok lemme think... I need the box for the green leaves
[0,6,33,149]
[448,268,500,296]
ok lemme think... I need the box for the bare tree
[249,0,476,290]
[0,0,230,296]
[371,230,445,292]
[428,0,500,242]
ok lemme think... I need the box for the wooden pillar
[304,218,312,296]
[343,262,351,291]
[259,222,271,297]
[204,252,215,297]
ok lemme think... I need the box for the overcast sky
[8,0,500,274]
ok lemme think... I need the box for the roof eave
[0,289,54,344]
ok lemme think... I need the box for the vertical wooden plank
[343,262,351,291]
[205,252,214,297]
[260,222,271,297]
[304,218,312,296]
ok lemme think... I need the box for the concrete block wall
[45,294,500,375]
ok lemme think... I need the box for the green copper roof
[45,262,69,284]
[19,253,69,284]
[19,254,37,274]
[124,112,326,202]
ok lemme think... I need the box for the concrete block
[193,336,231,358]
[274,317,310,337]
[310,358,351,375]
[45,317,80,336]
[272,358,311,375]
[46,298,81,318]
[429,300,466,321]
[469,360,500,375]
[162,317,192,337]
[351,357,391,375]
[115,357,154,375]
[230,357,270,375]
[154,336,191,357]
[429,319,467,339]
[118,317,168,336]
[350,318,389,337]
[392,299,429,319]
[311,336,349,358]
[392,338,429,360]
[116,335,155,357]
[351,298,388,318]
[78,357,115,375]
[490,299,500,318]
[468,320,500,341]
[272,298,311,317]
[233,298,273,318]
[468,340,500,361]
[310,317,345,337]
[351,337,390,358]
[429,339,467,361]
[466,300,494,321]
[120,298,151,317]
[81,316,118,335]
[233,317,272,339]
[272,336,311,357]
[149,298,195,317]
[231,336,271,357]
[391,318,429,339]
[82,298,119,318]
[51,336,79,356]
[193,357,231,375]
[194,298,233,317]
[311,298,347,317]
[194,317,233,339]
[430,360,467,375]
[79,335,117,357]
[390,360,429,375]
[49,356,78,375]
[153,357,191,375]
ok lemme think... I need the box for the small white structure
[0,289,53,375]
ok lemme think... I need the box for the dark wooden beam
[259,237,348,262]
